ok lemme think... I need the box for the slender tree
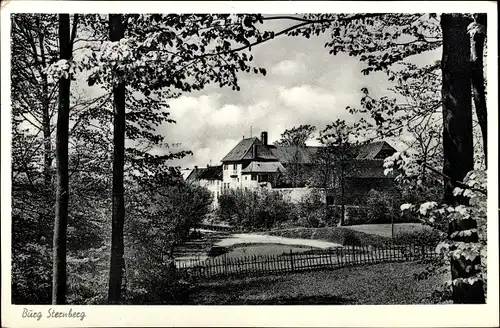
[108,13,127,304]
[275,125,316,187]
[52,13,73,305]
[469,13,487,166]
[317,120,357,226]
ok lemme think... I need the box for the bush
[393,229,443,246]
[125,251,194,304]
[297,191,338,227]
[364,189,399,224]
[342,229,362,246]
[66,246,109,304]
[124,182,212,303]
[12,243,52,304]
[217,189,299,230]
[345,189,420,225]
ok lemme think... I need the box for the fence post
[352,245,356,264]
[289,249,295,272]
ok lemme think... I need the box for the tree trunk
[108,13,127,304]
[340,167,345,226]
[440,13,484,304]
[52,13,72,305]
[470,13,487,167]
[441,14,475,204]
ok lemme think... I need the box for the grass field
[267,226,390,246]
[344,223,434,238]
[266,224,440,246]
[186,261,448,305]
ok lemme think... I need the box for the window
[258,174,268,183]
[233,164,237,170]
[224,165,228,170]
[326,196,335,206]
[251,174,257,181]
[245,176,247,180]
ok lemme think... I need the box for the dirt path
[215,233,342,249]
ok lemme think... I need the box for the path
[214,233,343,249]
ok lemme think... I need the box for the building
[185,165,223,208]
[186,131,399,206]
[220,132,286,190]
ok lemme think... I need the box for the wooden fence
[175,243,438,279]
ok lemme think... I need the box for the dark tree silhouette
[108,13,127,304]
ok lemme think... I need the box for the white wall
[241,173,259,189]
[222,163,242,189]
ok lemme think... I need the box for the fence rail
[175,243,438,279]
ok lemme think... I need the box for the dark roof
[270,141,395,164]
[241,161,287,173]
[186,165,222,182]
[270,146,320,164]
[356,141,396,159]
[221,137,278,162]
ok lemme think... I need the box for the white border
[1,1,498,327]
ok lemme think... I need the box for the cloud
[277,84,354,124]
[279,85,336,111]
[210,104,242,126]
[271,59,306,77]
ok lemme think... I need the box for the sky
[152,17,441,170]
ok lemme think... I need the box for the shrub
[125,182,212,303]
[11,243,52,304]
[297,191,328,227]
[364,189,399,224]
[393,229,443,246]
[125,252,194,304]
[217,188,299,230]
[342,229,362,246]
[345,189,421,225]
[66,246,109,305]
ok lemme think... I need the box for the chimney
[261,131,268,146]
[194,165,198,170]
[252,144,257,159]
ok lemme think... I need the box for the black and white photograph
[1,1,498,327]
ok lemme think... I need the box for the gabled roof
[356,141,396,159]
[241,161,287,173]
[221,137,278,162]
[186,165,222,182]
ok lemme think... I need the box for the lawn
[266,226,390,246]
[344,223,434,238]
[186,261,448,305]
[266,224,441,246]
